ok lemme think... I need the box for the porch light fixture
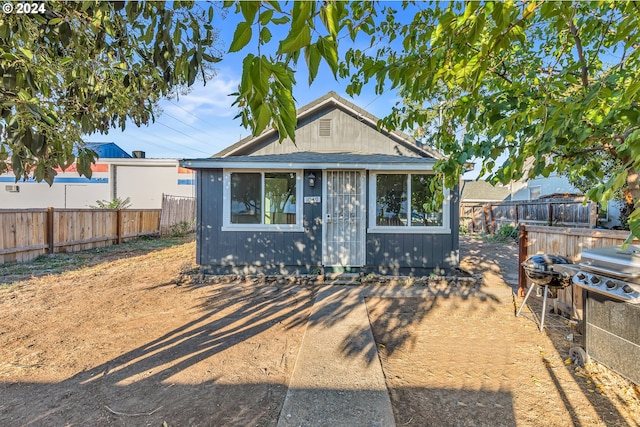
[307,173,316,188]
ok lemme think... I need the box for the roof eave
[180,158,437,171]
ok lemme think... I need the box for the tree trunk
[627,167,640,208]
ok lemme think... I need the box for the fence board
[0,209,48,263]
[520,225,639,320]
[0,208,161,264]
[121,209,160,239]
[461,199,596,234]
[160,195,196,236]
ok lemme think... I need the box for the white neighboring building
[1,144,195,209]
[508,173,580,201]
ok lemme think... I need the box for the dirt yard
[0,235,639,426]
[369,237,640,426]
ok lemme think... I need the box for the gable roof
[460,180,511,203]
[213,91,443,160]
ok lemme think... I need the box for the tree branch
[588,14,613,73]
[464,43,513,84]
[568,17,589,88]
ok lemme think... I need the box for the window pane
[376,174,407,226]
[265,172,297,224]
[411,174,443,226]
[230,173,261,224]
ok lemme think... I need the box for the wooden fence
[518,224,639,319]
[461,199,598,234]
[0,208,160,264]
[159,194,196,236]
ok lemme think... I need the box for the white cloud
[162,68,240,125]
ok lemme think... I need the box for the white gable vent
[5,185,20,193]
[319,119,332,137]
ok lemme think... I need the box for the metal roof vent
[319,119,331,137]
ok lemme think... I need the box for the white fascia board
[102,158,180,167]
[180,160,436,171]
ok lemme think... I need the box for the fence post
[514,204,519,227]
[471,207,476,233]
[548,202,554,226]
[489,204,495,233]
[116,209,123,244]
[483,204,489,233]
[518,224,528,297]
[47,207,54,254]
[589,202,598,227]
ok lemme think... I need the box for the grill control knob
[605,280,617,290]
[576,273,586,281]
[622,285,635,295]
[590,276,601,285]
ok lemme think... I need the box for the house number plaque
[304,196,321,204]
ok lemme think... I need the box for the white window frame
[222,169,304,232]
[367,171,451,234]
[529,185,541,200]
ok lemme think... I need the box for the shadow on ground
[449,235,637,426]
[0,236,637,426]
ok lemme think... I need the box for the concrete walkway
[277,284,517,427]
[277,286,395,427]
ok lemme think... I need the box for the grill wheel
[569,346,588,367]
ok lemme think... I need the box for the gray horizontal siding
[197,170,459,275]
[244,108,423,158]
[197,169,323,275]
[365,185,459,275]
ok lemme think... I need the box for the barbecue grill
[518,246,640,384]
[572,245,640,384]
[516,254,577,331]
[573,245,640,303]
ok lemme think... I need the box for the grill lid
[522,254,573,287]
[580,245,640,277]
[522,254,572,270]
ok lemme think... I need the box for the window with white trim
[224,170,303,230]
[529,186,541,200]
[369,172,449,232]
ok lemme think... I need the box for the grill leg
[540,285,549,332]
[516,283,537,318]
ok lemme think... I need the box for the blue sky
[103,4,406,160]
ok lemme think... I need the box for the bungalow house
[180,92,459,275]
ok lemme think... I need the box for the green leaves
[305,43,321,84]
[221,0,640,237]
[223,0,351,142]
[320,2,340,39]
[278,25,311,54]
[229,21,253,52]
[1,1,221,183]
[240,1,260,23]
[278,2,313,54]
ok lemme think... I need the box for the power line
[130,134,211,158]
[153,122,214,156]
[363,94,383,109]
[166,99,211,124]
[161,111,212,138]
